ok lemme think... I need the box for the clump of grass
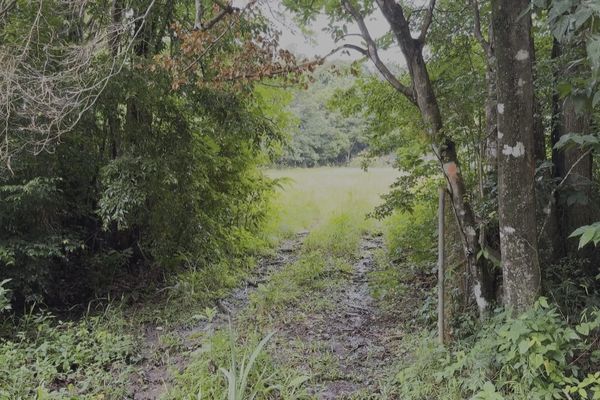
[303,212,366,259]
[166,328,310,400]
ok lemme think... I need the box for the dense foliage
[1,0,600,397]
[0,0,297,307]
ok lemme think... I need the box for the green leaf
[579,228,596,248]
[588,35,600,73]
[576,323,590,336]
[573,4,593,30]
[557,81,573,98]
[519,339,533,354]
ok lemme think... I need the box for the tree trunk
[484,64,498,167]
[375,0,495,315]
[492,0,541,312]
[552,42,594,256]
[530,39,546,163]
[555,97,593,253]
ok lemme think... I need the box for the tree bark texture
[552,43,594,256]
[492,0,541,312]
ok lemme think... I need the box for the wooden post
[437,187,446,344]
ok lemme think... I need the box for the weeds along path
[129,232,307,400]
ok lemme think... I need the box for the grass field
[265,167,399,240]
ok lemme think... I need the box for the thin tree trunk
[373,0,494,315]
[544,39,566,259]
[492,0,541,312]
[530,39,546,163]
[556,97,593,253]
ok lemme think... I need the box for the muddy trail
[129,232,307,399]
[129,232,403,399]
[270,235,404,399]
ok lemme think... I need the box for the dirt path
[128,232,307,399]
[270,235,404,399]
[129,232,405,399]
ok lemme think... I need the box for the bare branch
[212,0,233,11]
[417,0,436,43]
[341,0,416,104]
[538,148,593,239]
[321,43,368,59]
[0,0,157,171]
[202,1,239,31]
[0,0,16,19]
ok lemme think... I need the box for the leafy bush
[544,256,600,319]
[0,280,11,314]
[395,300,600,399]
[0,73,278,307]
[384,202,437,268]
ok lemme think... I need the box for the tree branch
[212,0,233,10]
[341,0,416,104]
[202,3,237,32]
[375,0,413,49]
[322,43,368,59]
[194,0,203,30]
[417,0,436,43]
[538,148,593,239]
[469,0,492,58]
[0,0,16,18]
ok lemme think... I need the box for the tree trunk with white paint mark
[492,0,541,313]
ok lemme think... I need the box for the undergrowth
[248,251,353,320]
[166,328,310,400]
[0,308,135,399]
[394,300,600,400]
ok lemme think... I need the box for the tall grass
[264,167,398,241]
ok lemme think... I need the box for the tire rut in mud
[128,232,307,400]
[273,234,404,399]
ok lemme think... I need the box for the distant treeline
[276,68,369,167]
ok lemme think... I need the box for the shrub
[383,202,436,269]
[166,328,309,399]
[395,300,600,399]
